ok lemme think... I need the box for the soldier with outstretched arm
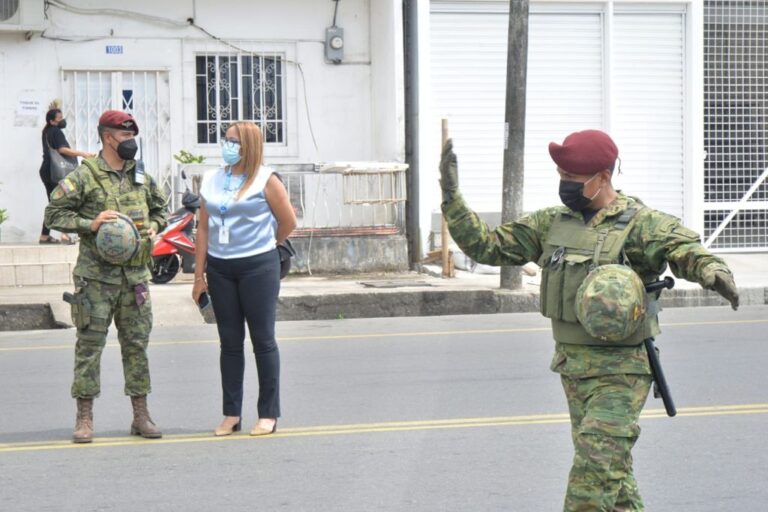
[439,130,739,511]
[45,110,168,443]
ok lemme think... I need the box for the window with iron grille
[703,0,768,250]
[195,54,285,145]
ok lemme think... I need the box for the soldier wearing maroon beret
[438,129,739,510]
[45,110,167,443]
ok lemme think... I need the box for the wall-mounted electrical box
[325,26,344,64]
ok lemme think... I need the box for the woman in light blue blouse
[192,122,296,437]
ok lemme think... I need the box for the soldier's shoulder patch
[60,177,77,196]
[51,187,65,200]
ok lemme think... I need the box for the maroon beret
[548,129,618,175]
[98,110,139,135]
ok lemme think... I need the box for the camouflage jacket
[442,191,733,377]
[44,155,168,285]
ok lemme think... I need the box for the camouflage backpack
[575,263,647,342]
[95,212,141,265]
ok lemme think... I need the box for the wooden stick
[441,119,453,278]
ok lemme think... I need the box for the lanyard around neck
[219,168,246,222]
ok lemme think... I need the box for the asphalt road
[1,306,766,511]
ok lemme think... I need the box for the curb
[1,286,766,330]
[277,288,540,321]
[275,286,767,321]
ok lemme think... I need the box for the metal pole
[403,0,422,269]
[500,0,529,290]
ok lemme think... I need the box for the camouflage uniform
[45,155,168,399]
[442,191,733,511]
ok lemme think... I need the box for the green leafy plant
[173,150,206,165]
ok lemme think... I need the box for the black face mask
[115,138,138,160]
[559,175,601,212]
[56,119,67,129]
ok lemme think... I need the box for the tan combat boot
[130,395,162,438]
[73,398,94,444]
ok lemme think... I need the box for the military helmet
[575,264,647,342]
[95,213,141,265]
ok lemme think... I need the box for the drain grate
[358,280,433,289]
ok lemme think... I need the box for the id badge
[219,226,230,245]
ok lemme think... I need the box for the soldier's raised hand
[712,271,739,310]
[439,139,459,202]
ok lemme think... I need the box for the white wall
[0,0,405,243]
[371,0,406,162]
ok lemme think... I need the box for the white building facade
[0,0,404,244]
[2,0,764,257]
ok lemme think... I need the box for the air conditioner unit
[0,0,46,32]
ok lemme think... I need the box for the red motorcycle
[151,172,200,284]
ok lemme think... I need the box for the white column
[687,0,705,233]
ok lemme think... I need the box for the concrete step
[0,245,79,287]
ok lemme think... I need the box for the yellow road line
[1,403,766,454]
[2,318,768,353]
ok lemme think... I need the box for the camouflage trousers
[70,276,153,398]
[561,374,652,512]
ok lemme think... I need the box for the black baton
[644,277,677,417]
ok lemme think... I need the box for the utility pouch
[540,249,593,322]
[559,253,594,323]
[64,288,91,330]
[539,247,563,318]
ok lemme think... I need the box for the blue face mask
[221,141,241,165]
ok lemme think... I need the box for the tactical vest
[537,204,656,346]
[83,159,152,268]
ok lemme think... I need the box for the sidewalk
[0,253,765,329]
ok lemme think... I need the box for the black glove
[439,138,459,202]
[712,271,739,311]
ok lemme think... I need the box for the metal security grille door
[61,70,172,197]
[119,72,172,196]
[704,1,768,251]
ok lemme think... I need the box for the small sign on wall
[106,45,124,55]
[14,94,41,127]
